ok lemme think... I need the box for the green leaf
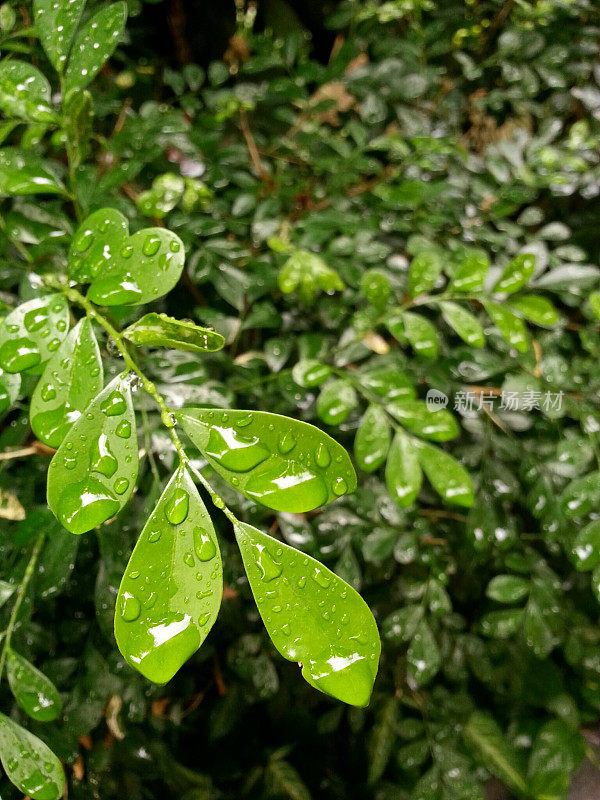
[63,2,127,93]
[368,696,399,784]
[571,519,600,571]
[47,373,138,535]
[0,294,69,374]
[449,251,489,293]
[493,253,536,294]
[63,89,93,167]
[416,442,474,507]
[278,250,344,303]
[317,380,357,425]
[440,301,484,347]
[485,575,530,603]
[408,250,442,297]
[33,0,85,73]
[407,621,440,686]
[361,268,391,310]
[234,521,380,706]
[561,472,600,518]
[115,465,222,683]
[387,400,459,442]
[463,712,527,796]
[527,720,584,800]
[0,365,20,415]
[483,301,529,352]
[358,365,415,401]
[509,295,560,327]
[6,649,62,721]
[0,60,56,122]
[37,518,80,598]
[0,148,67,196]
[177,408,356,513]
[292,359,332,388]
[266,756,311,800]
[355,405,391,473]
[382,605,423,644]
[123,312,225,353]
[385,431,422,507]
[69,208,185,306]
[398,311,439,359]
[590,292,600,321]
[0,712,65,800]
[30,318,103,448]
[479,609,523,638]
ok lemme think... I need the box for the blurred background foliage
[2,0,600,798]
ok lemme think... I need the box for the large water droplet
[114,477,130,495]
[253,543,283,582]
[315,443,331,468]
[121,592,141,621]
[0,338,41,372]
[142,235,160,256]
[100,390,126,416]
[23,307,49,332]
[165,488,189,524]
[245,459,328,512]
[193,526,216,561]
[205,425,270,472]
[41,383,56,401]
[74,228,94,252]
[90,433,118,478]
[57,478,119,535]
[332,477,347,496]
[116,419,131,438]
[278,431,296,454]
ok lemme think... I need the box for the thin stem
[0,533,45,682]
[188,463,239,527]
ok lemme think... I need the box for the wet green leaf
[485,575,530,603]
[440,301,484,347]
[355,405,391,473]
[416,442,474,507]
[407,621,440,686]
[527,720,584,800]
[479,609,523,638]
[0,148,67,196]
[123,312,225,353]
[361,268,391,310]
[463,712,527,796]
[37,520,80,598]
[493,253,535,294]
[177,408,356,513]
[33,0,85,73]
[358,365,415,401]
[382,606,423,644]
[0,294,69,374]
[0,365,20,415]
[408,250,442,297]
[483,301,529,352]
[292,359,332,388]
[509,295,560,326]
[385,431,421,507]
[590,292,600,321]
[64,2,127,93]
[387,400,459,442]
[397,311,439,359]
[278,250,344,303]
[317,379,357,425]
[0,712,65,800]
[449,251,489,293]
[0,60,56,122]
[234,521,380,706]
[571,519,600,571]
[47,373,138,535]
[6,649,62,721]
[115,465,222,683]
[368,696,399,784]
[561,472,600,518]
[69,208,185,306]
[30,318,103,448]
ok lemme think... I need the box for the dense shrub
[1,0,600,798]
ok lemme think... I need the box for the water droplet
[184,552,195,567]
[56,319,67,332]
[24,307,49,333]
[253,543,283,582]
[315,443,331,468]
[90,433,118,478]
[114,477,129,495]
[121,243,133,259]
[121,592,141,621]
[148,529,161,543]
[116,420,131,438]
[75,228,94,252]
[41,383,56,401]
[57,478,119,534]
[205,425,270,472]
[142,235,160,256]
[170,239,181,252]
[165,488,189,524]
[297,576,307,589]
[278,431,296,454]
[312,567,331,589]
[332,477,347,496]
[0,338,41,372]
[47,338,61,352]
[101,390,127,416]
[193,526,216,561]
[199,612,211,626]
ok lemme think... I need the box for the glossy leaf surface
[64,3,127,93]
[177,408,356,512]
[509,295,560,327]
[354,405,391,473]
[0,148,67,196]
[115,466,222,683]
[493,253,535,294]
[0,294,69,374]
[387,400,459,442]
[417,442,474,507]
[440,301,484,347]
[385,432,422,507]
[399,312,438,359]
[449,251,489,293]
[47,373,138,534]
[0,61,56,122]
[408,250,442,297]
[483,302,528,352]
[235,521,380,706]
[0,713,65,800]
[6,649,62,721]
[33,0,85,73]
[317,380,357,425]
[30,318,103,448]
[0,366,20,415]
[123,312,225,352]
[69,208,185,305]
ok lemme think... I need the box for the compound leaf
[47,373,138,535]
[235,521,380,706]
[115,465,222,683]
[30,318,103,448]
[177,408,356,513]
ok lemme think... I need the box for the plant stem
[0,533,46,682]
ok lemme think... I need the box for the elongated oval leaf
[123,312,225,353]
[47,373,138,534]
[0,294,69,374]
[64,3,127,93]
[449,251,489,293]
[30,318,103,448]
[509,295,560,327]
[387,400,459,442]
[385,432,422,507]
[408,250,442,297]
[407,621,440,686]
[0,713,65,800]
[69,208,185,305]
[115,466,222,683]
[493,253,535,294]
[0,148,67,197]
[317,380,357,426]
[0,60,56,122]
[177,408,357,513]
[463,712,527,796]
[440,301,484,347]
[483,301,529,352]
[235,521,380,706]
[0,365,20,414]
[388,311,438,359]
[34,0,85,73]
[416,441,474,507]
[6,649,62,721]
[355,405,391,473]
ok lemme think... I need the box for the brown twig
[239,108,272,185]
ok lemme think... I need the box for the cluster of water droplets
[0,297,67,374]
